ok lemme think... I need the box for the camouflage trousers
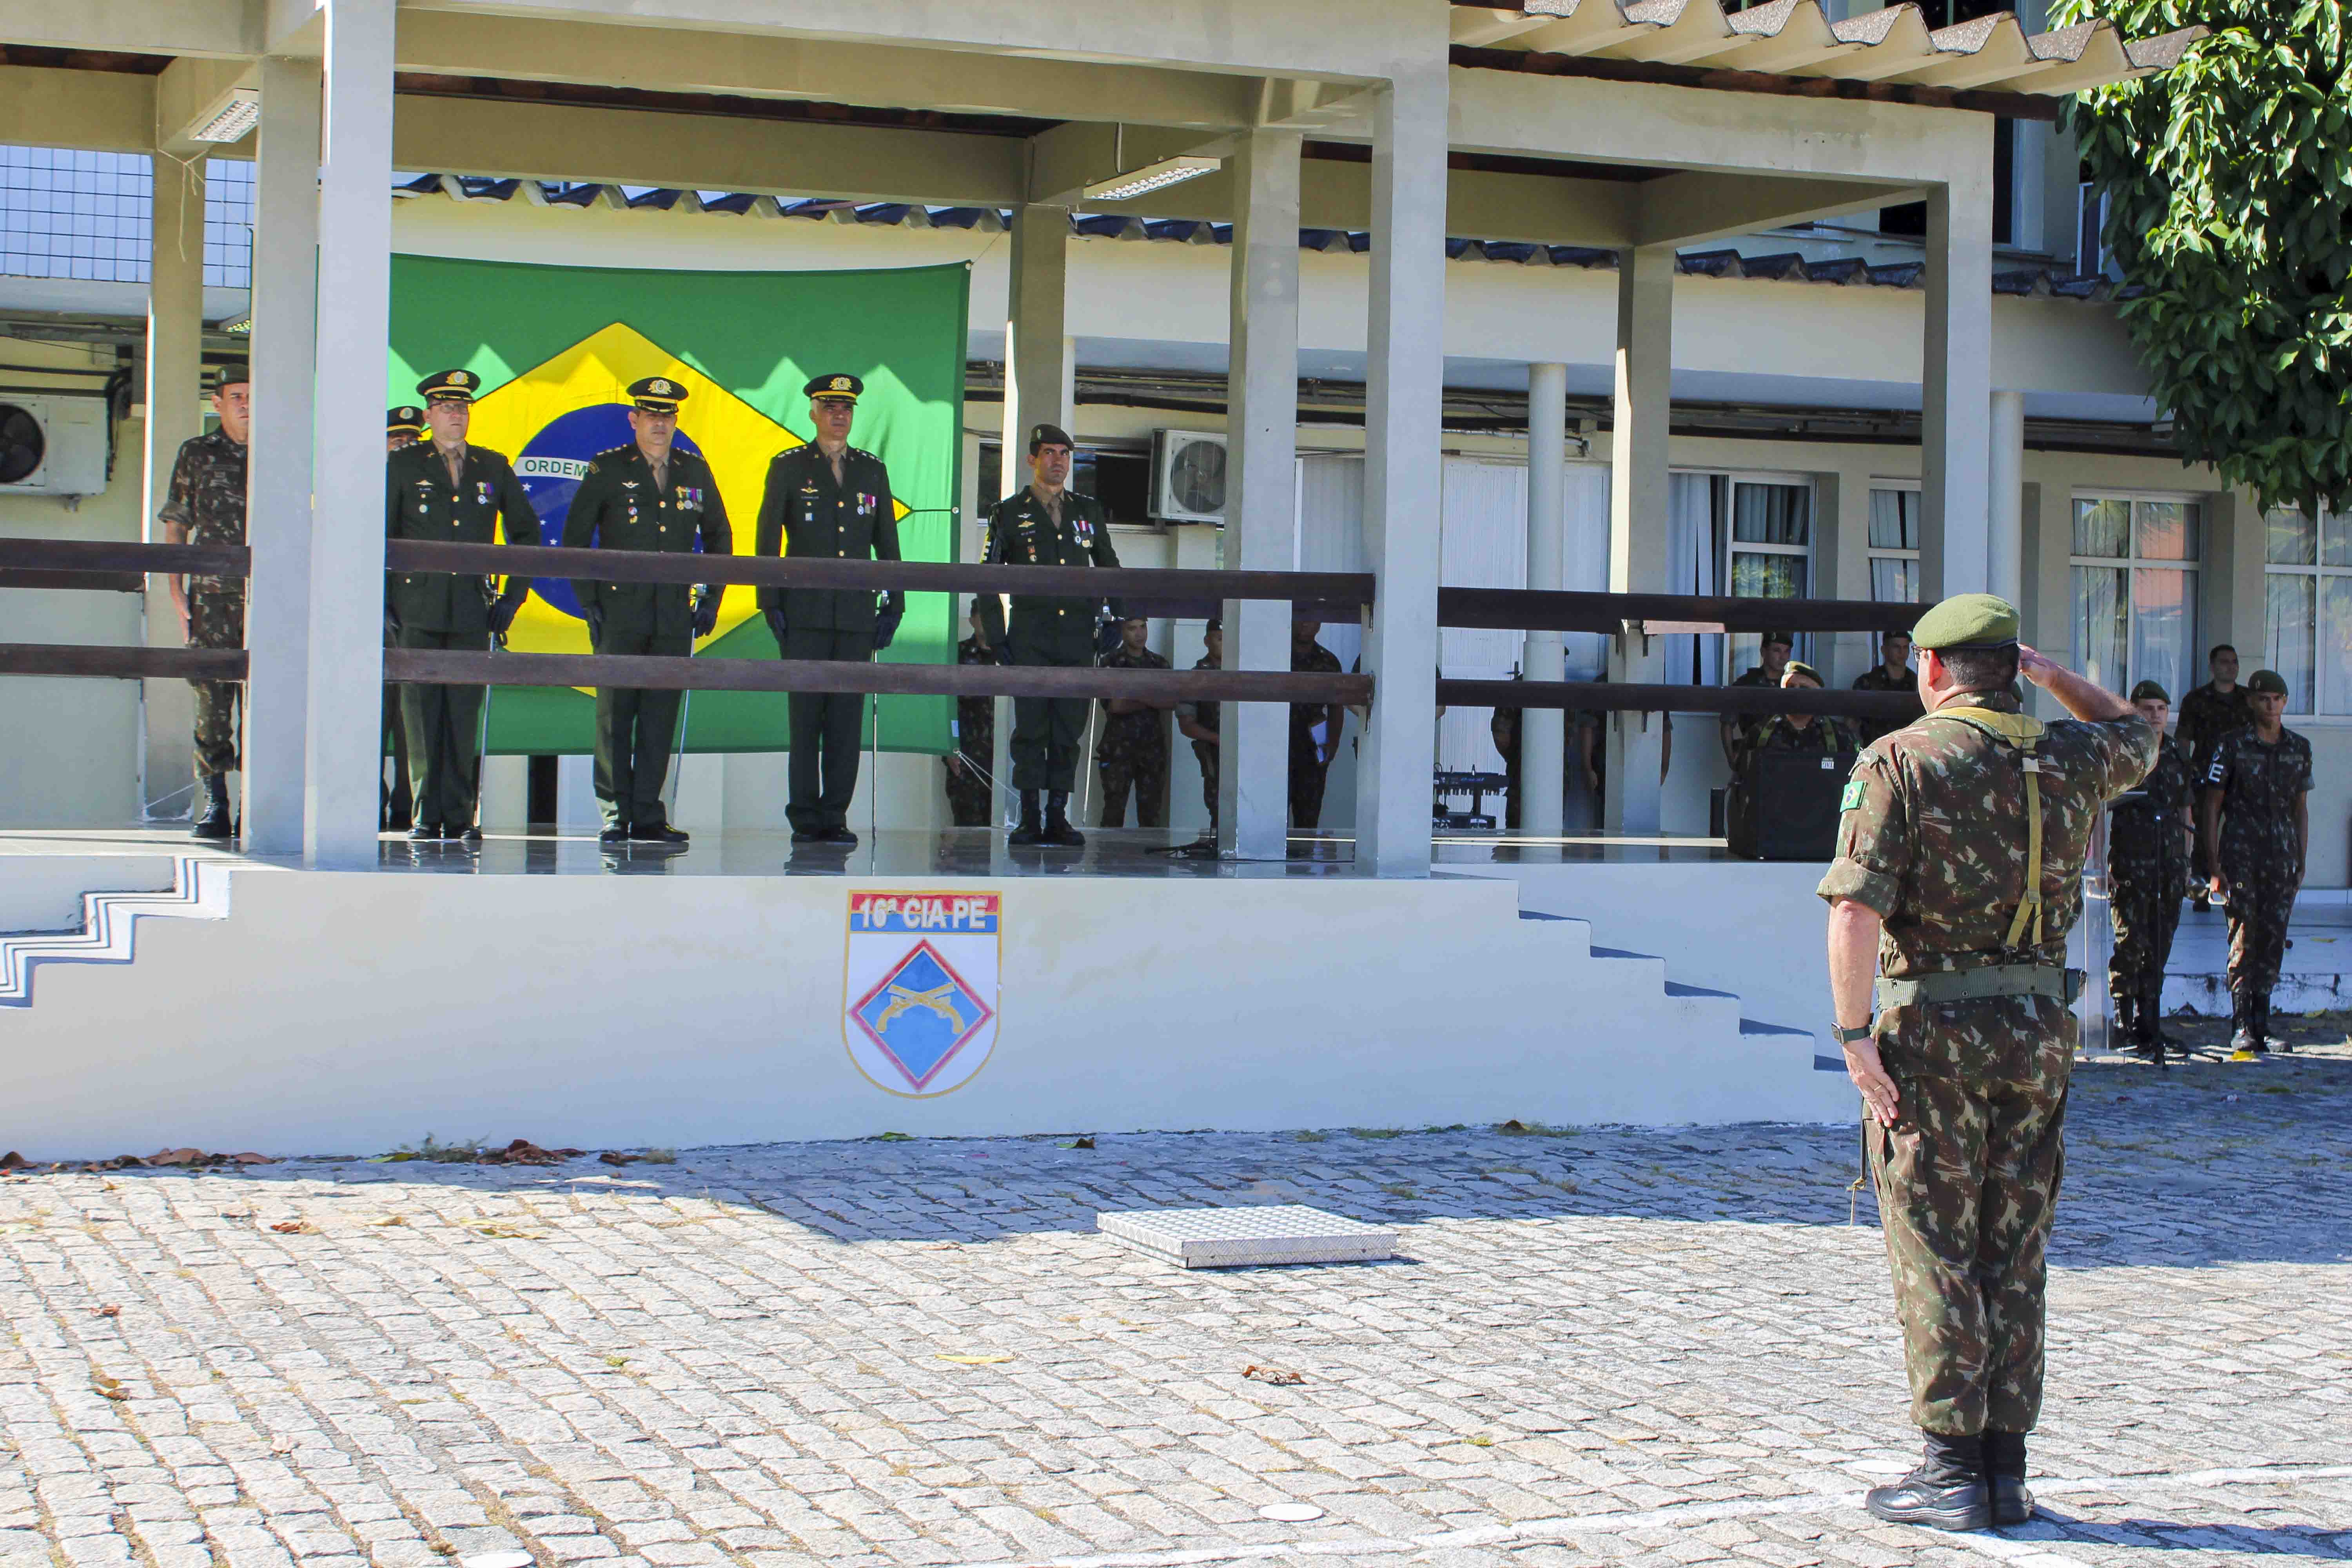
[2107,859,2186,1003]
[1869,993,2071,1435]
[187,587,245,778]
[1097,755,1167,828]
[943,753,993,828]
[2223,849,2299,996]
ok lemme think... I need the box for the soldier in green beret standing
[1820,594,2154,1533]
[2199,668,2312,1056]
[563,376,730,847]
[383,370,539,842]
[976,423,1122,848]
[2105,680,2194,1058]
[159,361,251,840]
[754,373,902,846]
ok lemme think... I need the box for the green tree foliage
[2058,0,2350,514]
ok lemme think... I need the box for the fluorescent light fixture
[190,89,261,145]
[1083,155,1220,204]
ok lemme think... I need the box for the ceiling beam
[0,0,253,57]
[391,94,1025,207]
[1083,157,1638,248]
[154,55,257,156]
[0,64,155,154]
[1635,171,1904,246]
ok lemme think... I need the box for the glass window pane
[2130,567,2194,700]
[2268,507,2316,565]
[1870,557,1918,604]
[1868,489,1918,551]
[1731,483,1809,546]
[2072,565,2128,694]
[1730,551,1806,599]
[2073,497,2129,558]
[2266,572,2316,714]
[2323,576,2352,717]
[2324,507,2352,568]
[2133,499,2197,562]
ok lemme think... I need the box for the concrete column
[995,204,1071,825]
[1604,245,1674,835]
[306,0,393,867]
[1521,362,1568,838]
[1221,127,1301,860]
[1353,72,1448,878]
[241,56,321,856]
[1920,168,1994,602]
[1989,389,2025,608]
[140,151,205,817]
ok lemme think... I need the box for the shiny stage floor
[0,825,1743,877]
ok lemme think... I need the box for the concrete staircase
[0,857,232,1009]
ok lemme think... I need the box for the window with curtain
[2069,494,2200,700]
[2261,506,2352,717]
[1724,478,1812,676]
[1868,487,1922,603]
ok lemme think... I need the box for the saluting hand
[1843,1037,1902,1128]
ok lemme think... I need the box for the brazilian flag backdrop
[387,255,969,755]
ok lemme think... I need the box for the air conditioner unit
[1150,428,1227,524]
[0,396,109,497]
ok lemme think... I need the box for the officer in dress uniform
[381,407,427,833]
[2105,679,2194,1059]
[976,423,1122,848]
[2200,669,2312,1056]
[1821,594,2153,1534]
[755,372,902,847]
[563,376,730,847]
[383,371,539,841]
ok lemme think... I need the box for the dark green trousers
[781,624,874,833]
[1009,617,1094,793]
[592,621,690,828]
[396,625,489,829]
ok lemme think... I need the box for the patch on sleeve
[1840,779,1866,812]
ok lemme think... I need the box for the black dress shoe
[1865,1434,1992,1532]
[824,825,859,846]
[407,822,445,842]
[791,829,829,844]
[599,825,631,848]
[453,825,483,844]
[630,820,690,845]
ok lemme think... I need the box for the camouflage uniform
[1288,637,1345,829]
[1820,690,2154,1436]
[1095,643,1171,828]
[159,429,249,779]
[2203,726,2313,1008]
[1851,663,1916,746]
[1176,655,1220,833]
[2176,681,2255,893]
[1722,662,1781,759]
[944,635,998,828]
[1740,711,1859,768]
[2105,743,2192,1028]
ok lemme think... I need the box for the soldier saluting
[2105,679,2194,1059]
[1820,594,2154,1534]
[2200,668,2311,1056]
[977,422,1121,848]
[754,372,902,847]
[563,376,730,847]
[383,369,538,844]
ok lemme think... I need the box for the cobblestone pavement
[3,1051,2347,1568]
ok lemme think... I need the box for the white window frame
[2068,487,2203,697]
[1720,471,1816,675]
[1867,480,1922,604]
[2260,503,2352,720]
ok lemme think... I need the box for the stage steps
[0,857,232,1009]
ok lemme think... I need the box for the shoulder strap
[1920,709,2047,949]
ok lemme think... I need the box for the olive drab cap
[212,361,250,391]
[417,368,481,404]
[387,405,426,437]
[2130,679,2171,703]
[627,375,686,414]
[1028,421,1074,453]
[1760,629,1793,650]
[2247,669,2290,695]
[1781,660,1823,685]
[804,372,862,403]
[1909,592,2021,650]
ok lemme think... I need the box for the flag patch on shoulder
[1840,779,1866,812]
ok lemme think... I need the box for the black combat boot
[1008,790,1045,846]
[1865,1432,1991,1531]
[191,775,232,841]
[2229,991,2262,1056]
[2256,993,2286,1054]
[1981,1430,2033,1527]
[1043,790,1085,848]
[2112,992,2144,1057]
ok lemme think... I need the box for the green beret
[2247,669,2289,695]
[1781,660,1823,686]
[2129,679,2171,703]
[1910,592,2020,651]
[1760,630,1793,649]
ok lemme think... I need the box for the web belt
[1875,962,2083,1010]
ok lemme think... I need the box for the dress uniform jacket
[754,443,898,632]
[384,441,537,633]
[975,488,1122,657]
[562,444,732,639]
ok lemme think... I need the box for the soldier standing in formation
[1739,661,1859,765]
[2175,643,2254,910]
[1721,629,1794,766]
[1095,617,1173,828]
[1822,594,2152,1534]
[2200,669,2312,1056]
[1175,617,1223,842]
[1850,629,1916,745]
[158,361,250,842]
[564,376,730,847]
[977,422,1121,848]
[2105,680,2194,1059]
[1287,617,1347,831]
[943,600,998,828]
[381,405,426,833]
[755,373,902,847]
[383,370,539,842]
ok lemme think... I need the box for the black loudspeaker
[1727,748,1857,861]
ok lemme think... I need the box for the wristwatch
[1832,1022,1874,1045]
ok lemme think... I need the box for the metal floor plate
[1097,1204,1397,1268]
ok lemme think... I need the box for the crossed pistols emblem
[871,979,965,1031]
